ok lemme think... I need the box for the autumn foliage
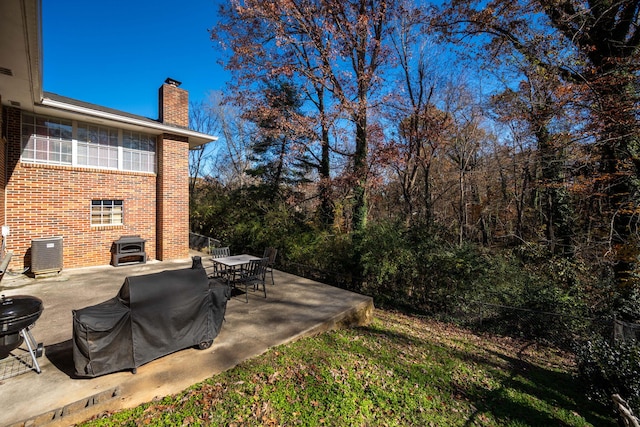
[192,0,640,330]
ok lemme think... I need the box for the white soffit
[37,97,217,150]
[0,0,42,109]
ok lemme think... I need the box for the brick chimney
[159,78,188,128]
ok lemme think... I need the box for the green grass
[78,310,615,426]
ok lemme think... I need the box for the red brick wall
[4,107,157,270]
[159,83,188,128]
[6,165,157,270]
[156,133,189,260]
[3,89,193,271]
[0,102,6,233]
[156,81,190,260]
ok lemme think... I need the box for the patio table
[212,254,261,268]
[211,254,260,281]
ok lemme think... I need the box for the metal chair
[262,247,278,285]
[210,246,232,278]
[233,257,269,303]
[211,246,230,257]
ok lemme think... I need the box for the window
[21,113,156,173]
[123,131,156,173]
[91,200,123,226]
[21,114,73,164]
[77,123,119,169]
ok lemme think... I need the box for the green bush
[576,336,640,415]
[466,250,594,347]
[354,221,511,314]
[357,221,417,306]
[191,188,598,347]
[191,185,313,265]
[616,285,640,323]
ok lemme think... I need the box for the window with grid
[91,200,123,226]
[21,113,156,173]
[123,131,156,173]
[77,123,119,169]
[21,114,73,165]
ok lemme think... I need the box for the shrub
[576,337,640,415]
[191,189,599,347]
[357,221,417,306]
[355,222,511,315]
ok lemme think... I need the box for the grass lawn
[78,309,615,426]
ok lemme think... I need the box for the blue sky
[42,0,228,119]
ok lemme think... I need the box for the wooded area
[190,0,638,333]
[188,0,639,410]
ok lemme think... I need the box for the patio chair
[233,257,269,303]
[262,247,278,285]
[210,246,232,278]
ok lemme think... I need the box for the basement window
[91,200,123,226]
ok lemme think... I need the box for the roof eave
[38,96,218,149]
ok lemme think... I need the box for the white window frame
[21,114,73,165]
[91,200,124,226]
[76,123,119,169]
[21,113,156,173]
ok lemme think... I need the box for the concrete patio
[0,254,374,427]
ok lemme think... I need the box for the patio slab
[0,254,374,427]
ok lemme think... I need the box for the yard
[78,309,615,426]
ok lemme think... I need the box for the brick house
[0,0,216,272]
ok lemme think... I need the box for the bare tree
[434,0,640,307]
[388,29,452,226]
[206,91,254,188]
[214,0,402,233]
[189,99,220,198]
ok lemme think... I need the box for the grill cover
[72,266,228,377]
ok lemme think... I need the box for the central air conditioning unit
[31,237,63,277]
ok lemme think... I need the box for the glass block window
[77,123,119,169]
[21,114,73,165]
[91,200,123,226]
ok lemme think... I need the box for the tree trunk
[319,120,334,228]
[459,168,466,246]
[595,68,640,292]
[537,119,574,256]
[422,161,433,226]
[352,110,368,233]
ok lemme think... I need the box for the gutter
[38,97,218,149]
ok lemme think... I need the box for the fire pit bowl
[0,295,43,358]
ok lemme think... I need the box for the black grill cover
[72,267,228,377]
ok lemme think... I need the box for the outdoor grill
[0,294,44,374]
[111,235,147,267]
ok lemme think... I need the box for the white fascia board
[38,97,218,149]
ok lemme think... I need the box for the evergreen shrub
[576,337,640,416]
[191,190,596,346]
